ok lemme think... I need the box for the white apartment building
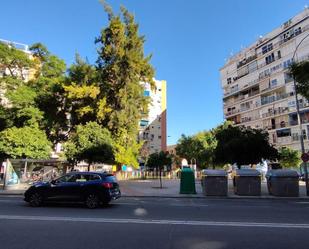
[220,8,309,151]
[139,79,167,156]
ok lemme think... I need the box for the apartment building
[139,79,167,156]
[220,8,309,151]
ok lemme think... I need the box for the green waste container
[180,167,196,194]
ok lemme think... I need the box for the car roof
[67,171,113,177]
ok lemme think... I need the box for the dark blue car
[24,172,121,208]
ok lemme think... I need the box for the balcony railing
[261,107,290,118]
[261,92,293,105]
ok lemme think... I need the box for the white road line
[0,215,308,229]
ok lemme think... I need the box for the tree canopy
[290,62,309,100]
[146,151,172,170]
[94,5,155,168]
[176,131,217,169]
[278,147,301,168]
[0,126,52,159]
[0,5,156,168]
[64,122,114,167]
[214,125,278,166]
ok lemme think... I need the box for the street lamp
[291,32,309,195]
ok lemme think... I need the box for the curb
[121,195,309,200]
[0,192,308,201]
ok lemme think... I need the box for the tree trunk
[159,168,162,189]
[88,163,91,172]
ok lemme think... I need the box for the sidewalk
[0,179,308,199]
[118,179,309,199]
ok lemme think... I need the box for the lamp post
[291,32,309,196]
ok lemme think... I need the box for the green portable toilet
[180,167,196,194]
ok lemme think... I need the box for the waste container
[180,167,196,194]
[233,169,261,196]
[266,169,299,197]
[201,170,227,196]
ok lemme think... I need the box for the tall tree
[29,43,68,144]
[95,4,155,168]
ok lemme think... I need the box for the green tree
[214,125,278,166]
[64,122,114,170]
[278,147,301,168]
[0,41,68,145]
[29,43,68,144]
[0,126,52,159]
[95,4,155,168]
[176,131,217,169]
[290,62,309,100]
[146,151,172,188]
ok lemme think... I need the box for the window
[295,27,302,36]
[56,174,77,183]
[277,50,281,59]
[158,136,161,139]
[262,43,273,54]
[140,120,149,127]
[248,61,258,73]
[283,59,293,69]
[227,78,232,84]
[265,53,275,65]
[288,100,296,108]
[284,72,293,83]
[276,128,291,137]
[270,79,277,88]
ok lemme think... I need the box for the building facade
[220,8,309,151]
[139,79,167,156]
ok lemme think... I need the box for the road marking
[0,215,308,229]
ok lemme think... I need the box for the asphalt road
[0,196,309,249]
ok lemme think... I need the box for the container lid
[202,170,227,176]
[266,169,299,178]
[235,169,261,176]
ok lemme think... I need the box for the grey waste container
[266,169,299,197]
[201,170,227,196]
[233,169,261,196]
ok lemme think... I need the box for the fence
[0,159,67,190]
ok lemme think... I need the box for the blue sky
[1,0,308,145]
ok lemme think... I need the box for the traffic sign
[301,153,309,163]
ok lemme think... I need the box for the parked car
[24,171,121,208]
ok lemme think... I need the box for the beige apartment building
[139,79,167,156]
[220,8,309,152]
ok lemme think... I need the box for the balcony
[261,92,293,106]
[237,54,258,69]
[277,136,292,145]
[225,109,240,117]
[261,107,289,118]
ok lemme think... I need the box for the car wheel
[85,193,100,209]
[29,192,43,207]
